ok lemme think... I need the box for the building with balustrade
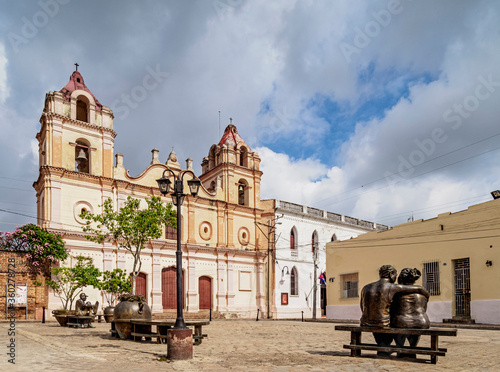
[260,199,388,319]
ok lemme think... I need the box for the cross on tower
[230,117,233,124]
[74,63,79,71]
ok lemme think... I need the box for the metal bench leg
[431,335,438,364]
[350,331,361,356]
[193,325,202,345]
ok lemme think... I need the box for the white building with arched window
[261,199,388,319]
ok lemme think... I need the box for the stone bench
[67,315,95,328]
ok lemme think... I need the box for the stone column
[102,242,114,272]
[117,250,126,271]
[216,252,227,311]
[256,257,265,314]
[187,201,196,244]
[50,178,62,229]
[151,247,163,313]
[217,206,225,247]
[227,254,235,309]
[187,254,198,312]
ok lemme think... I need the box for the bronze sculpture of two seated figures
[360,265,430,356]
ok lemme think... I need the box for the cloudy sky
[1,0,499,232]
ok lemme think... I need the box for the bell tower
[34,68,115,228]
[37,68,115,176]
[200,120,262,208]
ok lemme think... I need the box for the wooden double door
[161,268,212,310]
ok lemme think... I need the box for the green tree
[0,223,68,276]
[99,268,132,307]
[80,196,176,294]
[46,255,101,310]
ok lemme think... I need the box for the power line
[373,195,491,223]
[312,135,500,208]
[330,233,500,249]
[0,176,34,183]
[0,185,34,193]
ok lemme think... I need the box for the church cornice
[34,166,116,190]
[45,227,266,258]
[42,112,117,138]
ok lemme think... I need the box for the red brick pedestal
[167,328,193,360]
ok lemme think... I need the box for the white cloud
[1,0,500,230]
[0,43,9,103]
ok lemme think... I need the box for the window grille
[342,273,358,298]
[423,261,440,295]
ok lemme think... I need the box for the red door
[199,276,212,310]
[162,267,185,309]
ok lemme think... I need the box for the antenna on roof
[218,109,221,140]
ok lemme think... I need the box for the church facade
[33,70,267,317]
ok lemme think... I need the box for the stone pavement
[0,319,499,371]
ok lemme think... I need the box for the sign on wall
[15,283,28,307]
[281,292,288,305]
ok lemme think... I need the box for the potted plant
[81,196,175,338]
[99,268,131,323]
[46,255,101,326]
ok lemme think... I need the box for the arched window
[331,234,337,242]
[208,146,216,169]
[290,228,296,250]
[75,140,90,173]
[76,96,89,122]
[239,147,248,167]
[290,267,298,296]
[165,224,177,240]
[312,231,318,252]
[166,216,182,240]
[238,179,248,206]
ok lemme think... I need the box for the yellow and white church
[34,70,268,317]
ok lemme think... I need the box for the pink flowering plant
[0,223,68,276]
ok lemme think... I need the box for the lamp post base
[167,328,193,360]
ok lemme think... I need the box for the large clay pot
[103,306,115,323]
[113,295,151,339]
[52,310,75,326]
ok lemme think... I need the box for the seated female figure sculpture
[390,268,430,356]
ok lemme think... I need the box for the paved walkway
[0,320,499,371]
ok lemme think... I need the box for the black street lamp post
[156,168,201,330]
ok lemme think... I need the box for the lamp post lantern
[156,168,201,358]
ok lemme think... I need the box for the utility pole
[312,240,318,320]
[255,213,283,319]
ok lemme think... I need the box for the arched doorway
[199,276,212,310]
[162,267,185,309]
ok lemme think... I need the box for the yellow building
[326,195,500,324]
[33,70,267,317]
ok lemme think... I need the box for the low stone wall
[0,250,49,320]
